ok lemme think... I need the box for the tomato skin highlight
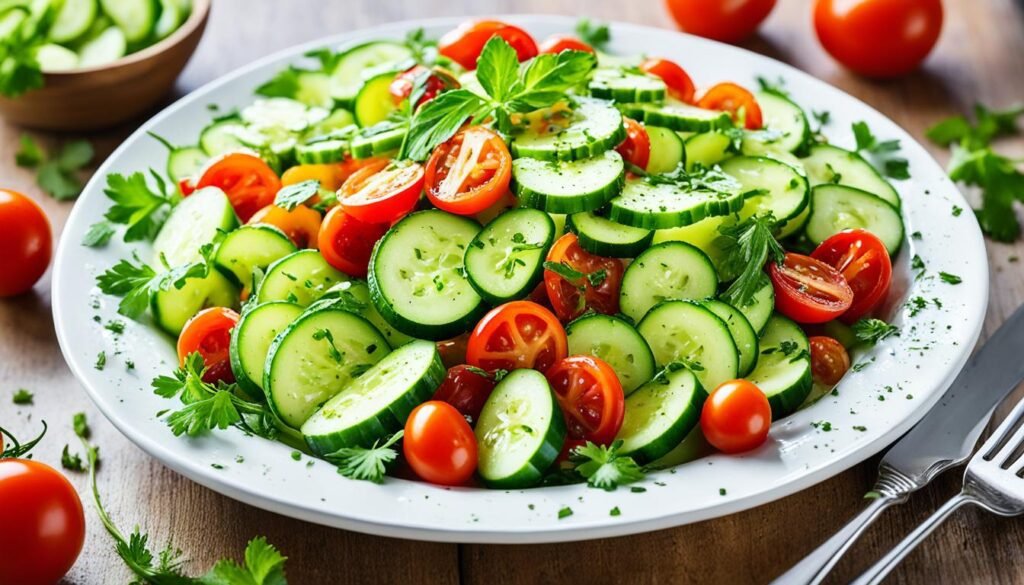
[0,459,85,585]
[811,229,893,324]
[639,58,696,104]
[177,307,240,384]
[616,117,652,170]
[425,126,513,216]
[697,82,763,129]
[538,34,594,54]
[466,301,568,373]
[700,380,772,454]
[546,355,625,445]
[814,0,943,78]
[769,253,854,324]
[317,206,389,278]
[248,204,323,249]
[665,0,777,43]
[439,20,538,70]
[0,189,51,297]
[544,233,624,322]
[338,159,424,224]
[432,364,498,423]
[809,336,852,386]
[196,153,282,222]
[403,401,478,486]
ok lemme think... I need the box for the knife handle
[769,494,907,585]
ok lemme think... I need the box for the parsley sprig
[716,213,785,307]
[85,170,178,247]
[0,2,57,98]
[571,440,645,491]
[852,121,909,180]
[96,245,215,319]
[574,18,611,51]
[16,134,94,200]
[324,431,404,484]
[853,318,900,346]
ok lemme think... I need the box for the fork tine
[982,397,1024,462]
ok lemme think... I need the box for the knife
[772,303,1024,585]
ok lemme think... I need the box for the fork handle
[851,493,976,585]
[770,495,904,585]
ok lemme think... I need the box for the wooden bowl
[0,0,211,131]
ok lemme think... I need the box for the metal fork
[852,396,1024,584]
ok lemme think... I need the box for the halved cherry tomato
[466,301,568,372]
[697,82,763,129]
[281,163,348,192]
[317,206,389,278]
[439,20,539,70]
[546,355,625,445]
[389,64,460,108]
[810,229,893,323]
[539,34,595,54]
[0,189,51,297]
[432,365,498,422]
[700,379,772,454]
[425,126,513,216]
[639,57,696,104]
[403,401,478,486]
[196,153,282,222]
[769,253,854,324]
[177,307,240,383]
[616,117,652,170]
[437,333,471,369]
[665,0,777,44]
[0,459,85,585]
[179,177,196,196]
[809,336,851,386]
[248,204,323,249]
[544,233,624,321]
[337,159,424,224]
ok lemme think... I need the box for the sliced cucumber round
[318,280,414,349]
[49,0,97,44]
[166,146,207,186]
[256,249,349,307]
[746,314,813,420]
[741,92,810,155]
[685,131,732,171]
[566,212,653,258]
[354,71,399,128]
[645,125,685,174]
[806,184,904,255]
[98,0,157,44]
[802,143,900,208]
[350,125,406,159]
[36,44,79,71]
[620,241,718,323]
[475,369,566,489]
[637,300,739,392]
[308,109,356,137]
[229,301,303,399]
[296,138,348,164]
[589,68,666,103]
[512,150,625,214]
[608,177,744,230]
[328,41,413,105]
[464,208,555,305]
[566,313,656,395]
[616,363,706,463]
[152,187,238,267]
[214,225,297,295]
[150,270,239,337]
[77,25,126,68]
[199,119,247,156]
[719,155,809,224]
[647,426,712,469]
[511,97,625,162]
[702,299,758,377]
[242,97,327,134]
[730,277,775,334]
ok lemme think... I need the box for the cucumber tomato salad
[93,20,906,490]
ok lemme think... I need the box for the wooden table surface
[3,0,1024,583]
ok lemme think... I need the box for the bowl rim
[43,0,211,77]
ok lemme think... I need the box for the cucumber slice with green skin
[308,109,356,137]
[98,0,157,44]
[806,184,905,255]
[295,138,348,164]
[802,143,900,208]
[566,212,653,258]
[166,146,207,185]
[49,0,96,43]
[651,215,729,272]
[730,277,775,334]
[719,155,809,224]
[589,68,666,103]
[647,425,712,469]
[150,270,239,336]
[510,98,626,162]
[36,43,79,71]
[608,177,744,230]
[615,363,706,463]
[620,241,718,323]
[475,369,567,489]
[464,208,555,305]
[229,301,303,399]
[319,280,415,348]
[741,92,810,155]
[199,119,246,156]
[329,41,414,105]
[214,225,297,294]
[256,249,349,307]
[746,314,813,419]
[301,339,443,455]
[369,210,486,340]
[512,150,625,214]
[685,131,732,171]
[354,71,399,128]
[265,306,390,430]
[637,300,739,392]
[566,313,656,395]
[623,101,733,133]
[152,187,238,267]
[350,125,406,159]
[645,126,685,175]
[702,299,758,377]
[153,0,182,41]
[77,26,126,67]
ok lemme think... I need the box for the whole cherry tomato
[403,401,478,486]
[439,20,539,70]
[700,379,772,454]
[0,189,51,297]
[177,307,240,383]
[665,0,777,43]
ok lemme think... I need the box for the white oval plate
[54,15,988,543]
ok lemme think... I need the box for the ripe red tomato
[769,253,854,324]
[700,379,772,454]
[546,355,625,445]
[337,159,424,224]
[196,153,282,222]
[697,82,763,129]
[809,336,851,386]
[403,401,478,486]
[248,204,322,249]
[0,459,85,585]
[811,229,893,323]
[538,34,594,54]
[432,365,498,422]
[466,301,568,372]
[425,126,513,215]
[177,307,240,383]
[317,207,389,278]
[814,0,943,78]
[544,233,624,321]
[0,189,51,297]
[639,58,696,104]
[665,0,777,43]
[389,64,459,108]
[439,20,539,70]
[616,117,652,170]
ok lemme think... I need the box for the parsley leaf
[201,536,289,585]
[96,171,175,242]
[717,213,785,307]
[851,121,909,180]
[852,318,900,346]
[926,103,1022,149]
[73,412,90,439]
[15,133,43,167]
[82,220,116,247]
[939,271,962,284]
[274,179,319,211]
[12,388,33,404]
[324,431,404,484]
[756,76,789,99]
[96,248,213,319]
[400,89,489,161]
[61,444,85,471]
[571,440,645,491]
[0,4,54,98]
[575,18,610,51]
[16,135,95,200]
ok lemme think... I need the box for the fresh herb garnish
[852,318,900,346]
[61,444,85,471]
[323,430,404,484]
[558,506,574,519]
[716,213,785,307]
[274,179,320,211]
[571,440,645,491]
[575,18,611,51]
[96,246,215,319]
[86,171,177,245]
[939,271,962,284]
[12,388,33,405]
[852,121,909,179]
[16,134,94,200]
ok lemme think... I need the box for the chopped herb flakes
[558,506,574,519]
[12,389,33,405]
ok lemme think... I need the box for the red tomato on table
[811,229,893,323]
[177,307,240,383]
[439,20,538,70]
[545,355,625,446]
[0,189,51,297]
[700,379,772,454]
[664,0,777,44]
[466,301,568,373]
[769,253,854,324]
